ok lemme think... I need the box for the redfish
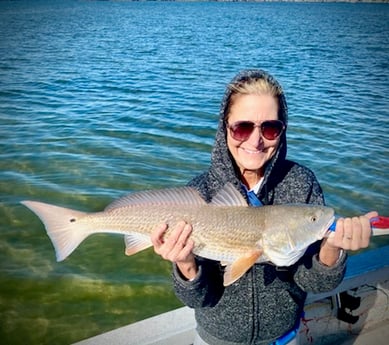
[22,183,334,286]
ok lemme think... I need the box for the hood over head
[209,69,289,201]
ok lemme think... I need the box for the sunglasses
[227,120,285,141]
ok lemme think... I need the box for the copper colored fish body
[22,183,334,286]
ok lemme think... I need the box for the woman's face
[226,93,281,182]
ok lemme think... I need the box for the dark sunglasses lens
[230,120,284,141]
[232,122,255,140]
[261,121,284,140]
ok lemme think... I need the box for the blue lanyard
[246,190,263,207]
[246,188,298,345]
[271,329,297,345]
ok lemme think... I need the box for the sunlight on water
[0,1,388,344]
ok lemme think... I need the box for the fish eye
[310,216,317,223]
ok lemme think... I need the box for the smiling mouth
[241,148,263,154]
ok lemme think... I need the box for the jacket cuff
[315,249,347,268]
[173,262,202,286]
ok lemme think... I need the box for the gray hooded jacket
[172,70,346,345]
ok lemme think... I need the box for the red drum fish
[22,183,337,286]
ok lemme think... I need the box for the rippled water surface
[0,1,388,344]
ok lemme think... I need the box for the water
[0,1,388,344]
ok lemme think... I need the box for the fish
[21,183,335,286]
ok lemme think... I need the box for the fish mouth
[324,215,336,236]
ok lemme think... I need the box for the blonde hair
[228,77,283,98]
[225,76,284,121]
[221,70,288,126]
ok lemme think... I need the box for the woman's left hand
[319,211,378,266]
[328,211,378,250]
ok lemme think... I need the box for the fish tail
[21,200,91,262]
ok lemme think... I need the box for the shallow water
[0,1,388,344]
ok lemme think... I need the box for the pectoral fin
[223,249,262,286]
[124,234,152,256]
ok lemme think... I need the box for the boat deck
[74,245,389,345]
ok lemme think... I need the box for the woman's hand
[319,211,378,266]
[151,221,198,280]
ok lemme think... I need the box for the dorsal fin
[105,187,206,210]
[210,183,248,207]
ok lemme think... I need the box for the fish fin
[222,249,262,286]
[21,201,90,262]
[210,183,248,207]
[105,187,206,210]
[124,234,152,256]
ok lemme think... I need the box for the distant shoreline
[127,0,389,3]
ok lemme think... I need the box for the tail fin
[21,200,90,262]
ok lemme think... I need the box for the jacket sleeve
[293,241,347,293]
[172,257,225,308]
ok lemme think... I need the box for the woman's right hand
[151,221,198,280]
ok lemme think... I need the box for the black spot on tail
[70,218,76,223]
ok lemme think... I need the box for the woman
[151,69,375,345]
